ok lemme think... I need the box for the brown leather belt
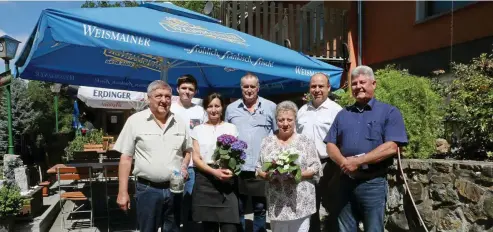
[137,177,170,189]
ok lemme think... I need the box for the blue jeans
[135,182,179,232]
[336,176,388,232]
[238,194,267,232]
[184,167,195,195]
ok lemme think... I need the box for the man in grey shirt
[225,73,277,232]
[114,80,192,232]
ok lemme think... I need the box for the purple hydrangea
[240,151,247,160]
[231,140,248,151]
[217,134,237,146]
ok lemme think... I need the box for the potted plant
[0,184,23,232]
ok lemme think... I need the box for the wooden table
[47,162,119,174]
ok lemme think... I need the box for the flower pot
[0,217,14,232]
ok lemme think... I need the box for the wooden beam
[270,2,275,42]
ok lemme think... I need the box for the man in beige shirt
[114,80,191,232]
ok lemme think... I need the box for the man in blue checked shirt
[226,73,277,232]
[324,65,408,232]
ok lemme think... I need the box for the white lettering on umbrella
[185,45,274,68]
[83,24,151,47]
[295,66,331,78]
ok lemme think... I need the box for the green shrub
[64,129,105,161]
[333,66,444,159]
[444,54,493,159]
[0,185,23,219]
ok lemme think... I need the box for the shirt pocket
[253,114,272,128]
[170,133,186,150]
[365,120,383,141]
[137,133,162,152]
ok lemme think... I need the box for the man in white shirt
[170,74,207,232]
[115,80,191,232]
[297,73,342,232]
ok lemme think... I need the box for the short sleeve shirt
[324,98,408,171]
[191,122,238,164]
[113,109,192,182]
[225,97,277,171]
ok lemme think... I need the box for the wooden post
[270,2,275,42]
[247,1,253,35]
[296,5,301,51]
[315,7,320,56]
[324,6,330,57]
[278,2,284,45]
[288,4,294,49]
[240,1,246,32]
[255,2,261,37]
[263,2,268,39]
[232,1,238,30]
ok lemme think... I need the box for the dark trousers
[203,222,238,232]
[238,194,267,232]
[135,182,179,232]
[335,175,388,232]
[309,182,322,232]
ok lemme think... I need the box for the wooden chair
[103,165,136,231]
[57,167,94,230]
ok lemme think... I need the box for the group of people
[113,65,408,232]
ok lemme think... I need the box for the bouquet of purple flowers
[212,134,248,175]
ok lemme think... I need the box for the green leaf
[228,158,237,170]
[278,168,287,174]
[220,155,230,160]
[262,162,272,171]
[295,169,302,183]
[219,148,229,155]
[288,154,299,161]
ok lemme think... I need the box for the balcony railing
[216,1,348,61]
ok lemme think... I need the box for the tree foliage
[444,53,493,159]
[334,67,444,159]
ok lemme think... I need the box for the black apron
[191,168,240,223]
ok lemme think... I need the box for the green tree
[334,67,444,159]
[444,53,493,159]
[0,78,38,156]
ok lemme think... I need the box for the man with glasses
[114,80,192,232]
[225,73,277,232]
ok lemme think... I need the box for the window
[416,1,475,22]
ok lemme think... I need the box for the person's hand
[117,191,131,212]
[181,166,189,180]
[340,156,361,174]
[213,169,233,182]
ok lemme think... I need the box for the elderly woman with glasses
[256,101,322,232]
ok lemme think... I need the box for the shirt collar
[308,98,333,110]
[146,108,176,124]
[239,97,262,109]
[349,98,377,112]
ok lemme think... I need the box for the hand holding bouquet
[262,149,302,183]
[212,134,247,175]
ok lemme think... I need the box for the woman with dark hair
[191,92,240,232]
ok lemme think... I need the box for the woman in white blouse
[191,92,240,232]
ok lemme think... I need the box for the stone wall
[386,159,493,232]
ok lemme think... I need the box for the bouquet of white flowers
[261,148,302,183]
